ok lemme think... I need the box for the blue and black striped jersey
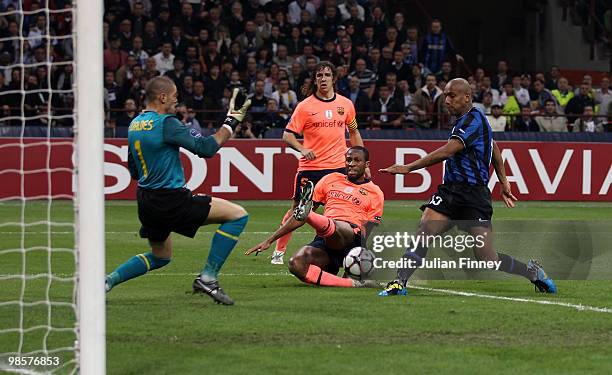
[444,107,493,185]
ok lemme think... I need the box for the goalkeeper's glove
[222,88,251,132]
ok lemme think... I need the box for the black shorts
[420,183,493,228]
[137,187,212,242]
[307,223,363,274]
[292,167,346,200]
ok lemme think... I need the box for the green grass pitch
[1,200,612,374]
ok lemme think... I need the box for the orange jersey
[312,172,384,231]
[285,94,358,171]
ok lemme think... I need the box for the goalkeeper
[105,77,251,305]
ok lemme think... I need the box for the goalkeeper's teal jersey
[127,111,221,189]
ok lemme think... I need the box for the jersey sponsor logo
[325,110,333,119]
[327,190,362,206]
[337,107,345,115]
[429,195,442,206]
[129,119,154,131]
[312,119,345,128]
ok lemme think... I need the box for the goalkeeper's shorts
[136,187,212,242]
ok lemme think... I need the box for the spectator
[408,64,424,93]
[180,75,194,102]
[271,77,298,119]
[186,80,216,127]
[512,75,531,107]
[513,106,540,132]
[339,0,364,22]
[435,61,453,85]
[474,91,494,115]
[420,19,463,75]
[348,58,376,98]
[382,26,400,53]
[478,76,500,105]
[227,2,248,40]
[411,74,444,128]
[103,35,128,72]
[153,42,174,75]
[370,85,405,129]
[115,55,138,87]
[142,21,160,56]
[129,36,149,68]
[387,50,411,83]
[144,56,160,79]
[130,1,149,37]
[286,26,306,57]
[168,24,188,58]
[492,60,509,90]
[254,11,272,41]
[500,82,521,121]
[115,98,138,128]
[595,76,611,118]
[118,19,133,52]
[176,104,202,133]
[551,77,574,112]
[176,2,198,42]
[164,57,186,91]
[535,99,567,132]
[288,0,316,25]
[532,79,556,110]
[237,20,264,57]
[341,75,371,124]
[273,44,294,72]
[397,79,415,125]
[571,105,604,132]
[487,104,507,132]
[261,98,288,128]
[566,82,597,123]
[248,79,269,122]
[104,71,122,112]
[233,120,258,139]
[383,72,400,104]
[546,65,561,90]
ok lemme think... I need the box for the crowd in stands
[0,0,610,136]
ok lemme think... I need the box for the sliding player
[246,147,382,288]
[271,61,365,265]
[378,78,557,296]
[105,77,251,305]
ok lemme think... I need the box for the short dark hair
[145,76,175,103]
[348,146,369,161]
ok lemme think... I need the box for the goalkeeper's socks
[106,252,171,290]
[396,244,428,286]
[305,212,336,238]
[200,215,249,282]
[497,253,531,279]
[304,264,353,287]
[274,209,293,253]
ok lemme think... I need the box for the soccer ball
[343,247,375,280]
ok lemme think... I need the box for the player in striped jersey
[378,78,557,296]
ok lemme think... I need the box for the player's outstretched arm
[163,88,251,158]
[282,130,316,160]
[379,138,464,174]
[244,216,306,256]
[492,140,518,208]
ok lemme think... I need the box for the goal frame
[75,0,106,373]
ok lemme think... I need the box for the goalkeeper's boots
[192,278,235,305]
[293,180,314,221]
[270,250,285,265]
[378,280,408,296]
[528,260,557,294]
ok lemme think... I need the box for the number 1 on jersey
[134,140,148,177]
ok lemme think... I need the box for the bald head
[145,76,176,103]
[145,76,178,114]
[444,78,472,115]
[446,78,471,95]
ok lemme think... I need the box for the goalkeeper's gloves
[222,88,251,133]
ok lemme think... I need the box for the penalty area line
[408,285,612,314]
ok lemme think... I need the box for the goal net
[0,1,105,374]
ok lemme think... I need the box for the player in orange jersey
[271,61,365,265]
[246,147,383,288]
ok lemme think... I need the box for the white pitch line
[408,285,612,314]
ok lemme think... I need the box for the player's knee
[288,253,307,278]
[229,205,248,221]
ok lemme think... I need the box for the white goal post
[75,0,106,373]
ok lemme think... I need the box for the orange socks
[304,264,353,287]
[275,209,293,253]
[305,212,336,238]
